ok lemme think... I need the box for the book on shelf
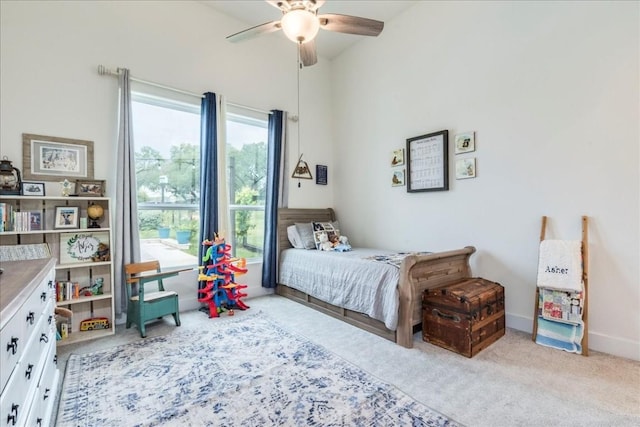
[0,204,43,232]
[56,281,82,302]
[0,202,13,232]
[29,211,42,230]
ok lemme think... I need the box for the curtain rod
[97,65,271,115]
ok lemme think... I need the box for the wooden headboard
[277,208,336,253]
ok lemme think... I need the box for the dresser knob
[6,337,18,355]
[40,333,49,343]
[48,315,53,324]
[7,403,19,425]
[40,292,47,301]
[43,388,50,400]
[25,364,33,379]
[26,311,35,325]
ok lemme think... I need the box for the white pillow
[294,222,317,249]
[286,225,305,249]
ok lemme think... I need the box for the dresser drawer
[0,258,57,427]
[0,310,52,426]
[0,358,31,427]
[1,277,52,393]
[1,304,28,392]
[25,341,59,427]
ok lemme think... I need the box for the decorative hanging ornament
[0,156,22,195]
[291,154,313,181]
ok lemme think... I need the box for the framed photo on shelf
[455,132,475,154]
[456,157,477,179]
[406,130,449,192]
[21,181,46,196]
[59,231,110,264]
[22,133,94,180]
[391,148,405,167]
[76,179,105,196]
[54,206,80,229]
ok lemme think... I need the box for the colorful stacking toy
[197,235,249,317]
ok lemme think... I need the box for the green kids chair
[124,260,182,337]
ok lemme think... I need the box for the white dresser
[1,258,58,427]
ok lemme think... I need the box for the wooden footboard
[276,208,475,348]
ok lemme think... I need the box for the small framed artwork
[456,157,477,179]
[392,169,405,187]
[316,165,328,185]
[54,206,80,229]
[21,181,46,196]
[76,179,105,196]
[455,132,475,154]
[391,148,405,167]
[59,231,110,264]
[406,130,449,192]
[22,133,94,180]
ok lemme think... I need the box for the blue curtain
[198,92,218,292]
[262,110,285,288]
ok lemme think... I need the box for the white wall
[331,1,639,360]
[0,1,333,306]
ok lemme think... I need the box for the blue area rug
[57,312,460,426]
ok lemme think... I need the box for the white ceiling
[201,0,416,60]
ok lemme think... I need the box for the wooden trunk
[422,277,505,357]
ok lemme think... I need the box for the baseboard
[506,312,640,361]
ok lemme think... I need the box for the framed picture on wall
[22,133,94,181]
[392,169,405,187]
[391,148,405,167]
[316,165,328,185]
[456,157,477,179]
[455,132,475,154]
[406,130,449,192]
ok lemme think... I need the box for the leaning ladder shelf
[532,215,589,356]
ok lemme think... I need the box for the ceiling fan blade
[300,40,318,67]
[226,20,281,43]
[318,14,384,37]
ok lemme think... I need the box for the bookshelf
[0,195,115,345]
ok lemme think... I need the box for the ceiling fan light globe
[281,9,319,44]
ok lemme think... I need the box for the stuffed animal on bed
[334,235,352,252]
[318,233,335,251]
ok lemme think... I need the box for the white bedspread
[278,248,402,330]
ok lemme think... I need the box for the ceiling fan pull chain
[297,42,302,188]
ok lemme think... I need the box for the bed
[276,208,476,348]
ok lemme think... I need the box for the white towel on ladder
[537,240,583,291]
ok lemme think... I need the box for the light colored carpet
[56,294,640,427]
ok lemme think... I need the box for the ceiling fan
[226,0,384,67]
